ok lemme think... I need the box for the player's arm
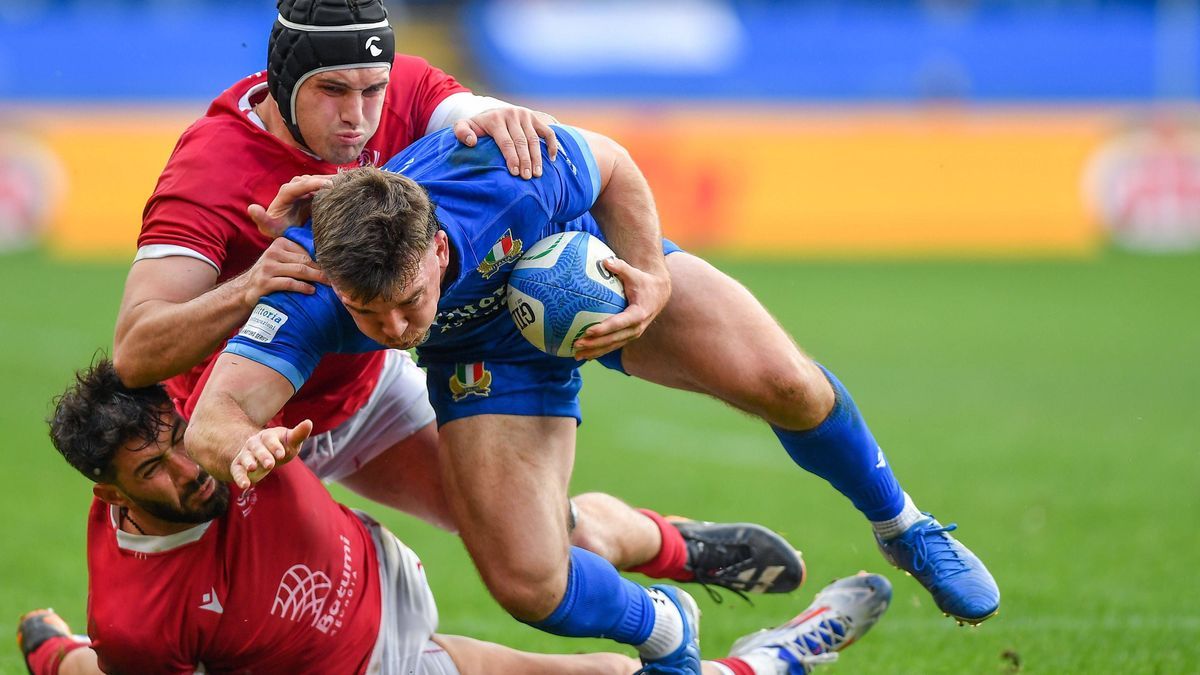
[417,69,559,179]
[185,353,308,488]
[113,240,324,388]
[562,128,671,360]
[446,99,560,180]
[186,286,338,487]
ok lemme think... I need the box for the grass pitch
[1,249,1196,673]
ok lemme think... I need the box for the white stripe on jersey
[134,244,219,272]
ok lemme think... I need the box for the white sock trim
[871,492,923,540]
[637,587,685,659]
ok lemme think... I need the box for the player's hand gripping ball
[507,232,627,357]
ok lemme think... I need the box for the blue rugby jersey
[223,125,601,392]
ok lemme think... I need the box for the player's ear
[434,230,449,266]
[93,483,129,508]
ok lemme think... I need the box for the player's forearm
[186,390,269,483]
[186,354,296,483]
[590,149,669,278]
[113,280,255,387]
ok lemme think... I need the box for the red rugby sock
[627,508,693,581]
[713,657,758,675]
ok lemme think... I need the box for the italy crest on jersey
[449,362,492,401]
[476,230,523,279]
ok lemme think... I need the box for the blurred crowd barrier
[2,0,1199,257]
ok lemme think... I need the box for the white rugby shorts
[357,511,459,675]
[299,350,436,482]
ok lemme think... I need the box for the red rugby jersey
[138,55,467,432]
[86,462,382,674]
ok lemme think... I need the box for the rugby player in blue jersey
[187,125,999,673]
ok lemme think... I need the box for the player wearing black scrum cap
[267,0,400,156]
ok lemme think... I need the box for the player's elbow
[182,414,219,473]
[577,128,632,178]
[111,348,156,389]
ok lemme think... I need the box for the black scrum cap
[267,0,395,152]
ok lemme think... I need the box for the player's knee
[749,360,833,429]
[567,493,618,562]
[478,560,567,621]
[489,574,566,622]
[568,522,615,564]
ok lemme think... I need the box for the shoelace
[777,615,852,671]
[689,537,754,577]
[896,522,970,578]
[696,581,753,606]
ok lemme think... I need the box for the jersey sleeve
[391,55,471,140]
[223,289,344,393]
[531,124,602,223]
[138,126,242,270]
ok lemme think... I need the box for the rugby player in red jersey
[18,360,890,675]
[111,0,804,594]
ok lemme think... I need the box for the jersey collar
[109,504,213,554]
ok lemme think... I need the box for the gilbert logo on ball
[507,232,627,357]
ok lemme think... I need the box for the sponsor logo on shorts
[477,229,523,279]
[449,362,492,401]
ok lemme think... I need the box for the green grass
[2,248,1197,673]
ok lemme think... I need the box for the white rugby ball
[507,231,627,357]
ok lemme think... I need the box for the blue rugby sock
[529,546,656,645]
[773,364,906,521]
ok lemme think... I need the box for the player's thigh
[338,421,453,530]
[622,252,809,406]
[438,414,576,582]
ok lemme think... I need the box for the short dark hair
[311,166,438,303]
[48,359,173,483]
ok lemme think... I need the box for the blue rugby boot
[727,573,891,674]
[635,585,702,674]
[876,514,999,625]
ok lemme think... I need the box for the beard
[136,471,231,524]
[393,328,430,350]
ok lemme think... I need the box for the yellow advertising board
[565,106,1113,256]
[2,105,1117,258]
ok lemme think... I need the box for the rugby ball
[507,231,627,357]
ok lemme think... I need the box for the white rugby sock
[636,587,685,659]
[871,492,924,540]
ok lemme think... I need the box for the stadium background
[1,0,1197,672]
